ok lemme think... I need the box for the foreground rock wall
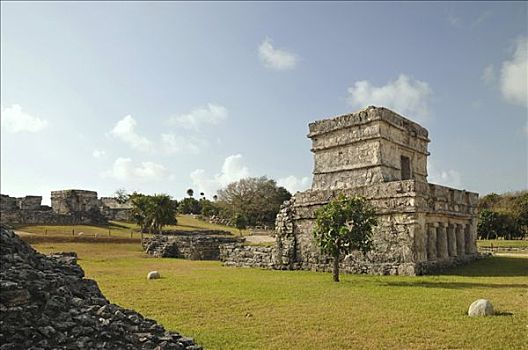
[0,226,201,349]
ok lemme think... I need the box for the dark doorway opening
[401,156,411,180]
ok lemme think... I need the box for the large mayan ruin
[222,106,479,275]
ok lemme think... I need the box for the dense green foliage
[477,191,527,239]
[232,213,248,235]
[129,193,178,234]
[179,197,202,215]
[216,177,291,227]
[312,194,377,282]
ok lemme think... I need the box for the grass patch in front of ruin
[477,239,528,248]
[15,214,249,240]
[32,242,528,350]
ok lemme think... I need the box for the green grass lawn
[30,240,528,350]
[477,239,528,248]
[15,214,249,239]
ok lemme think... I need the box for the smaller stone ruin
[0,226,202,349]
[0,189,132,226]
[142,230,242,260]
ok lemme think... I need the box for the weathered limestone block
[468,299,494,317]
[51,189,100,215]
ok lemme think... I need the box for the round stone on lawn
[468,299,494,317]
[147,271,160,280]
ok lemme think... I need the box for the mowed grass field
[28,238,528,350]
[16,214,250,240]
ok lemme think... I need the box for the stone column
[464,224,471,255]
[456,224,465,256]
[447,224,457,257]
[426,223,437,261]
[468,220,478,254]
[436,223,448,260]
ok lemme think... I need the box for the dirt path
[244,235,275,244]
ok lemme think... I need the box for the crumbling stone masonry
[222,106,479,275]
[143,231,242,260]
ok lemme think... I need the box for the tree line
[477,191,527,240]
[116,176,292,234]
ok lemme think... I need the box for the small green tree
[312,194,377,282]
[233,213,248,236]
[129,193,178,234]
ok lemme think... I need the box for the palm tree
[186,188,194,197]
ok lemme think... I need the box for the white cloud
[500,37,528,108]
[1,104,48,133]
[190,154,250,195]
[258,38,298,70]
[161,133,206,154]
[481,64,495,85]
[103,157,167,181]
[169,104,228,130]
[347,74,433,119]
[447,14,461,28]
[471,11,491,28]
[427,160,462,188]
[277,175,311,194]
[110,115,152,150]
[92,149,106,159]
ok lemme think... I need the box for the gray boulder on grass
[468,299,494,316]
[147,271,160,280]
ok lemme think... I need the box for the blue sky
[1,2,527,204]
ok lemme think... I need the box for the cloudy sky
[1,2,527,204]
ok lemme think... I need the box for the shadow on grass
[21,235,141,245]
[384,281,527,290]
[109,222,133,229]
[495,311,514,316]
[441,256,528,277]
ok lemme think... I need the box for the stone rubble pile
[0,226,202,350]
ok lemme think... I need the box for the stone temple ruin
[0,190,132,226]
[221,106,479,275]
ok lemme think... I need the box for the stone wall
[1,190,108,226]
[99,197,132,221]
[0,226,201,349]
[0,194,18,211]
[143,232,242,260]
[309,107,430,190]
[51,190,100,215]
[0,209,104,226]
[220,243,275,268]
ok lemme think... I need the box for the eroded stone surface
[147,271,160,280]
[468,299,494,317]
[143,231,242,260]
